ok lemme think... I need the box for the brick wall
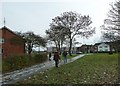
[0,27,25,57]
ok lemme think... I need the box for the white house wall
[98,43,110,52]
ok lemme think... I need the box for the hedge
[2,53,48,73]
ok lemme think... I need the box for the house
[46,40,120,54]
[78,44,94,53]
[97,43,110,52]
[0,26,25,57]
[47,47,78,54]
[47,47,57,53]
[94,42,117,53]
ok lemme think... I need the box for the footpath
[1,54,85,85]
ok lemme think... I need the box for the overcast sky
[1,0,116,46]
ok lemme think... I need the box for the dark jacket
[53,52,60,61]
[63,51,67,57]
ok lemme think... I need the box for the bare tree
[17,31,47,54]
[101,0,120,53]
[104,0,120,32]
[46,25,67,53]
[49,11,95,55]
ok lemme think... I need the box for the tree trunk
[28,43,32,55]
[54,41,58,52]
[60,42,63,55]
[58,43,61,54]
[69,38,72,56]
[109,42,113,54]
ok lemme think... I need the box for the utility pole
[3,17,6,26]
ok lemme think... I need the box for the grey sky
[1,0,116,46]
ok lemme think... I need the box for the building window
[0,48,3,54]
[0,38,4,43]
[105,46,108,48]
[99,46,102,48]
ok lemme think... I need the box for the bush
[33,53,48,63]
[109,51,113,54]
[2,53,48,73]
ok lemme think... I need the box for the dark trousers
[55,60,59,67]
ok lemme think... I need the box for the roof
[79,44,93,48]
[80,44,93,47]
[94,41,114,46]
[0,26,23,39]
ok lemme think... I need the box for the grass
[0,58,2,73]
[17,53,119,84]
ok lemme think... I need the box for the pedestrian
[53,51,60,67]
[49,52,52,61]
[62,50,67,63]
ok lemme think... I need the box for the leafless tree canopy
[105,0,120,31]
[46,11,95,55]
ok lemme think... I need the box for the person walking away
[63,50,67,63]
[53,51,60,67]
[49,52,52,61]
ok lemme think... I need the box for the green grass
[17,53,119,84]
[0,59,2,73]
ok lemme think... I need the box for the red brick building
[0,26,25,57]
[78,44,94,53]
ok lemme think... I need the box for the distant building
[47,40,120,54]
[47,47,78,54]
[78,41,120,53]
[0,26,25,57]
[47,47,57,53]
[97,43,110,52]
[78,44,94,53]
[94,42,119,53]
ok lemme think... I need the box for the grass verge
[0,59,1,73]
[17,53,119,84]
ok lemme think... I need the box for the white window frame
[0,38,4,44]
[0,48,3,54]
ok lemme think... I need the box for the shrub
[33,53,48,64]
[2,53,48,73]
